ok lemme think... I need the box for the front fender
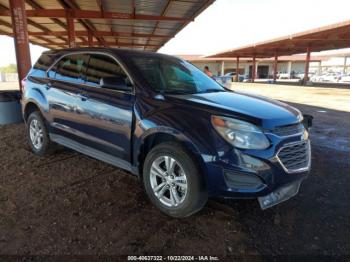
[132,116,212,185]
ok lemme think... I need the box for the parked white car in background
[339,74,350,83]
[311,73,341,83]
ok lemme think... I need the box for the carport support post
[88,31,93,47]
[273,52,278,83]
[343,57,348,74]
[9,0,31,92]
[67,15,76,48]
[304,46,311,84]
[220,61,225,76]
[252,55,256,82]
[236,56,240,82]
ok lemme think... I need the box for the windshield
[128,54,225,94]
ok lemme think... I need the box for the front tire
[26,111,56,156]
[143,142,207,218]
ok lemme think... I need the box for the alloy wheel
[149,156,188,207]
[29,119,44,150]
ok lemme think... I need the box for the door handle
[77,93,88,101]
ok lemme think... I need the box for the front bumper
[205,135,311,207]
[258,180,302,209]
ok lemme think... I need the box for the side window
[85,54,128,88]
[32,53,55,78]
[52,54,89,83]
[162,63,196,92]
[47,64,57,78]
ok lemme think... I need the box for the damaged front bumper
[258,180,302,209]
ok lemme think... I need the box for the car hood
[168,91,302,129]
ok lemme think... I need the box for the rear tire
[26,111,56,156]
[143,142,207,218]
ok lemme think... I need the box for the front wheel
[143,142,207,218]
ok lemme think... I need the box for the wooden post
[9,0,31,92]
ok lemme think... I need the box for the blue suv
[22,48,311,217]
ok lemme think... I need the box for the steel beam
[273,51,278,82]
[304,46,311,84]
[67,16,76,47]
[43,41,160,48]
[1,1,66,46]
[9,0,31,92]
[236,56,239,82]
[145,0,172,49]
[26,30,169,39]
[88,31,93,47]
[252,55,256,82]
[0,9,190,21]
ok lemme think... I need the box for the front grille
[277,141,310,173]
[271,123,304,137]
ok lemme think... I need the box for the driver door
[73,53,134,162]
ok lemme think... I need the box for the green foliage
[0,64,17,73]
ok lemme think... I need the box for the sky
[1,0,350,67]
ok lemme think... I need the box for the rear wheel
[143,142,207,218]
[26,111,56,156]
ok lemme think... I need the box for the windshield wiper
[162,90,197,95]
[200,88,225,93]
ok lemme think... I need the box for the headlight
[211,116,270,149]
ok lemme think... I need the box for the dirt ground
[230,82,350,112]
[1,84,350,258]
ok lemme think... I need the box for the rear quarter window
[31,54,55,78]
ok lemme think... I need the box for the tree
[0,64,17,73]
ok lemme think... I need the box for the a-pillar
[252,55,256,82]
[236,56,240,82]
[273,52,278,83]
[9,0,31,92]
[303,46,311,84]
[67,15,76,48]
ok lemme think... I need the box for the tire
[143,142,207,218]
[26,111,56,156]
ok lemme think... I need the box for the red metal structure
[0,0,215,91]
[304,46,311,84]
[9,0,31,90]
[235,56,239,82]
[251,55,256,82]
[209,20,350,84]
[273,51,278,82]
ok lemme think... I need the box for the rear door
[46,53,89,139]
[74,53,134,161]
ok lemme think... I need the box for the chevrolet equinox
[21,48,311,217]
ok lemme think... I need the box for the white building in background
[177,54,350,78]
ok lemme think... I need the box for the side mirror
[100,76,132,92]
[302,114,313,130]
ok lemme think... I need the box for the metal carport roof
[208,20,350,58]
[0,0,214,51]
